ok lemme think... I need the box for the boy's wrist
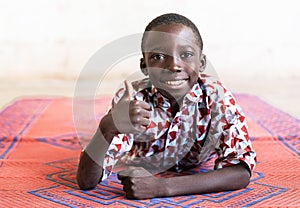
[99,112,120,143]
[157,177,170,197]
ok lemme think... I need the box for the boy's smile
[141,23,205,102]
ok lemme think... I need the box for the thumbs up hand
[111,80,151,134]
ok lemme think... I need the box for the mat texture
[0,94,299,207]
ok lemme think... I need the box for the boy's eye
[151,53,166,60]
[181,51,194,59]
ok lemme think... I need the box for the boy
[77,13,256,199]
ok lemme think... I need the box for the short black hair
[141,13,203,52]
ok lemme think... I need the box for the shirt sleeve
[100,133,133,181]
[209,80,257,173]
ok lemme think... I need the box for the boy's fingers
[139,109,151,119]
[118,167,152,180]
[139,100,151,110]
[117,166,136,179]
[124,80,134,100]
[139,117,151,127]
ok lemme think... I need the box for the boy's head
[141,13,203,52]
[140,13,206,102]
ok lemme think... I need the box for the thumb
[123,80,134,100]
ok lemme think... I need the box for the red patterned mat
[0,94,299,207]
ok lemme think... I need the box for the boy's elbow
[77,178,98,190]
[78,183,97,190]
[240,175,250,189]
[237,166,251,189]
[76,173,100,190]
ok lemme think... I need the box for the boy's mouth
[161,78,189,87]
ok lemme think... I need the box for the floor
[0,76,299,119]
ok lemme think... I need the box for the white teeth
[165,80,187,86]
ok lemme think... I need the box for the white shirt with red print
[100,74,256,181]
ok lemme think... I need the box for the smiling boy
[77,13,256,199]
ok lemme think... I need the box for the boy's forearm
[77,151,103,190]
[162,163,250,197]
[77,113,118,190]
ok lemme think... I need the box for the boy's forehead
[143,32,199,52]
[143,24,200,52]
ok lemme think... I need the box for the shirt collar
[184,77,203,103]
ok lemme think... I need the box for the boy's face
[142,23,205,101]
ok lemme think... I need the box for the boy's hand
[118,166,164,199]
[111,80,151,134]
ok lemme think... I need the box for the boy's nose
[167,56,182,73]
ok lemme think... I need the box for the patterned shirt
[100,74,256,180]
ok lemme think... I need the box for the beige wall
[0,0,300,80]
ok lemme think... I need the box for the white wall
[0,0,299,80]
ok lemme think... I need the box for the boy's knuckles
[141,101,151,109]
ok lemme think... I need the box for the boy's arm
[77,80,151,190]
[76,112,117,190]
[118,163,250,199]
[163,163,250,196]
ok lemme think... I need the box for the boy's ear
[199,54,206,72]
[140,58,148,76]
